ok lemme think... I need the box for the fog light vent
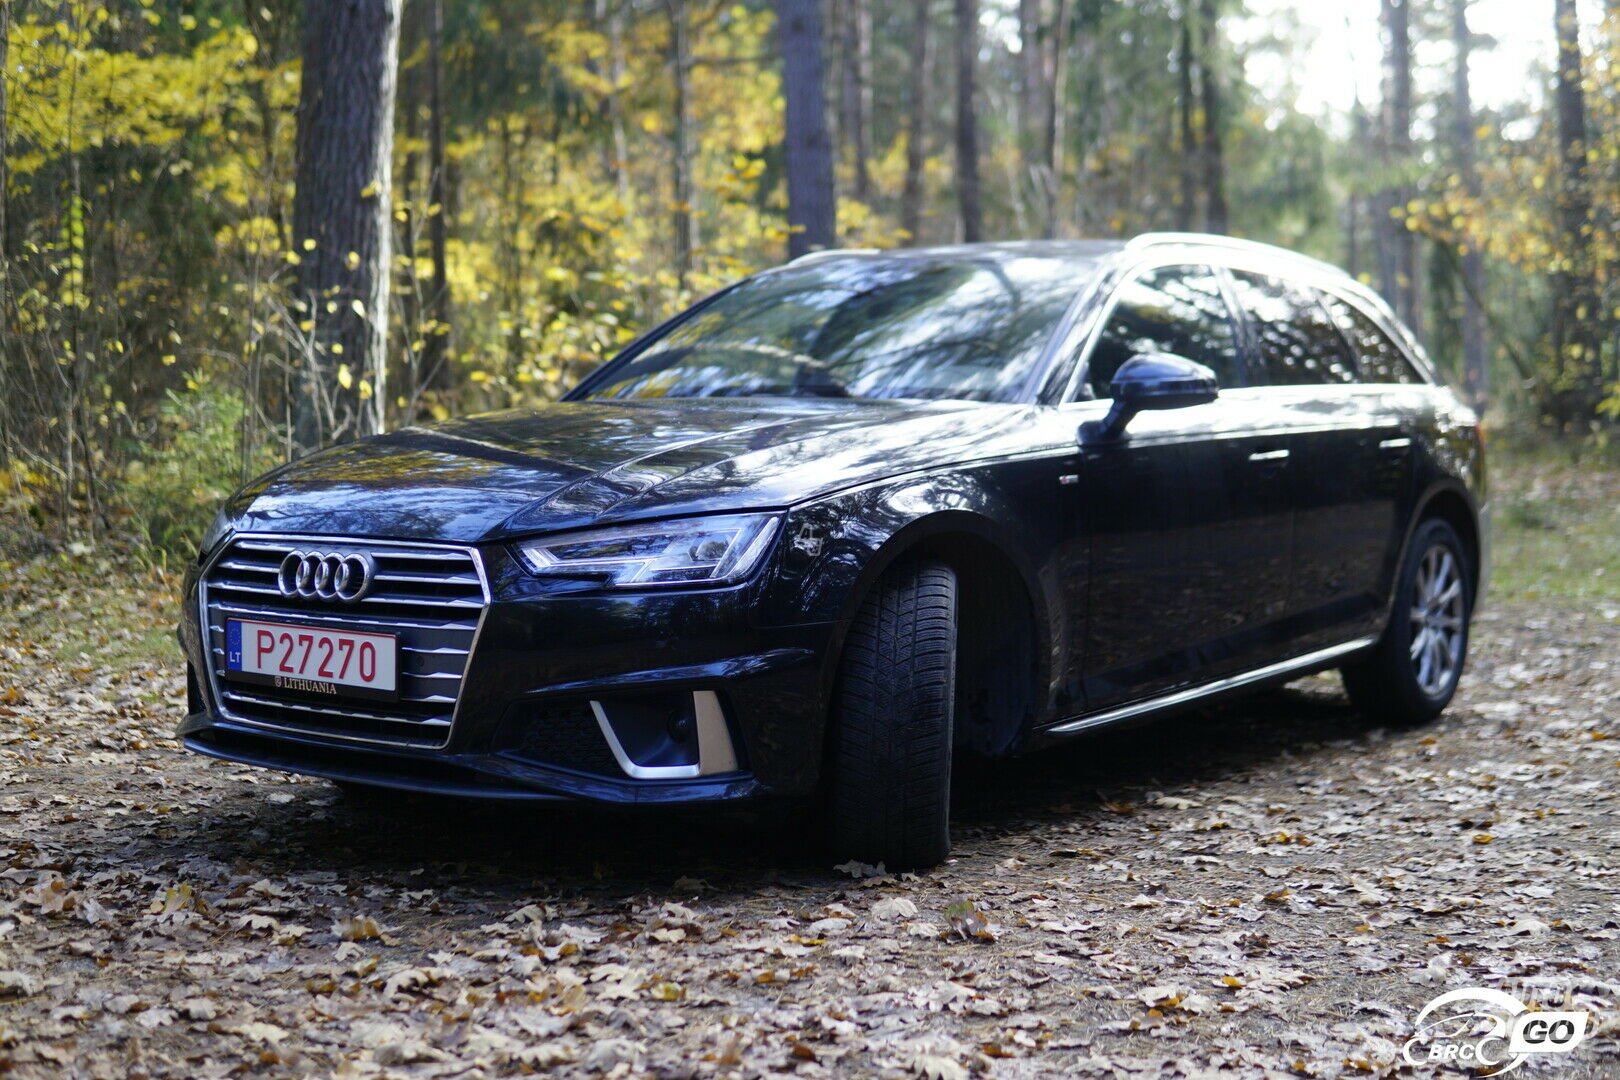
[591,691,739,780]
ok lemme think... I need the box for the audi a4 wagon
[179,234,1487,869]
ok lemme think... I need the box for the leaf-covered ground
[2,561,1618,1079]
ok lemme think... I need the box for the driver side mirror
[1079,352,1219,444]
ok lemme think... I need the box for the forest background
[1,0,1617,559]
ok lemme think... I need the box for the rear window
[1321,293,1424,384]
[1230,271,1357,386]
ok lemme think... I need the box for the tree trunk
[668,0,697,284]
[1019,0,1040,163]
[0,0,10,458]
[1176,2,1197,232]
[1197,0,1227,235]
[1348,65,1370,279]
[290,0,401,453]
[777,0,837,257]
[1379,0,1419,333]
[1552,0,1600,423]
[398,8,422,409]
[840,0,872,201]
[901,0,931,242]
[1041,0,1070,235]
[1452,0,1487,408]
[605,0,632,205]
[422,0,452,394]
[1019,0,1048,227]
[0,0,10,323]
[955,0,982,242]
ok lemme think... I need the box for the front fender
[758,471,1053,629]
[751,462,1071,751]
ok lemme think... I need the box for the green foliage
[1490,434,1620,603]
[118,385,274,559]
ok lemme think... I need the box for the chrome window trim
[198,532,491,751]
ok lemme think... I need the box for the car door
[1317,290,1422,638]
[1227,271,1413,650]
[1065,263,1294,713]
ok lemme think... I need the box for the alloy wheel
[1409,543,1465,698]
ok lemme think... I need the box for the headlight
[516,513,781,588]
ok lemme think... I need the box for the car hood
[220,398,1063,544]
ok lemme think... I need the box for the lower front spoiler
[182,719,767,806]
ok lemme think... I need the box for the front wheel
[1341,518,1473,727]
[828,561,958,871]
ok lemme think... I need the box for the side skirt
[1045,636,1380,738]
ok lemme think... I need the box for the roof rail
[786,247,881,266]
[1127,232,1348,279]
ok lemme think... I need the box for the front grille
[200,536,488,748]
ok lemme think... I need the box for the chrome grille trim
[199,533,490,749]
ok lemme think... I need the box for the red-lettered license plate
[224,619,398,700]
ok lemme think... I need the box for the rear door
[1227,271,1412,649]
[1319,291,1424,625]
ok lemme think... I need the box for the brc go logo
[1402,987,1589,1076]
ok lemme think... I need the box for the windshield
[580,254,1095,403]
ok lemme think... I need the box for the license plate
[224,619,398,700]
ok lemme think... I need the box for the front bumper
[179,538,838,804]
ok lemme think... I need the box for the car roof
[788,239,1123,268]
[791,233,1353,286]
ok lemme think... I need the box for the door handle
[1378,437,1412,452]
[1248,449,1290,464]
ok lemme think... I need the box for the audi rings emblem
[277,551,376,602]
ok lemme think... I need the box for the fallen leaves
[911,1052,969,1080]
[944,899,997,942]
[333,915,386,942]
[147,882,205,917]
[380,966,448,999]
[0,970,42,998]
[871,895,918,920]
[1,577,1617,1078]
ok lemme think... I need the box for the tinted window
[1321,293,1422,384]
[1085,265,1241,397]
[1230,272,1357,386]
[583,255,1094,403]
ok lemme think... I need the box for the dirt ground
[1,585,1618,1078]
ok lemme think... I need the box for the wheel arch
[820,508,1055,759]
[1411,483,1482,599]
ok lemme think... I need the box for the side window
[1084,265,1242,398]
[1321,293,1423,384]
[1230,271,1357,386]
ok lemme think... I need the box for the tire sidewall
[827,561,957,870]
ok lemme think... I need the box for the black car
[179,234,1487,869]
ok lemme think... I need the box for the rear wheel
[1341,518,1472,727]
[828,561,957,871]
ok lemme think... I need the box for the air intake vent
[200,536,488,748]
